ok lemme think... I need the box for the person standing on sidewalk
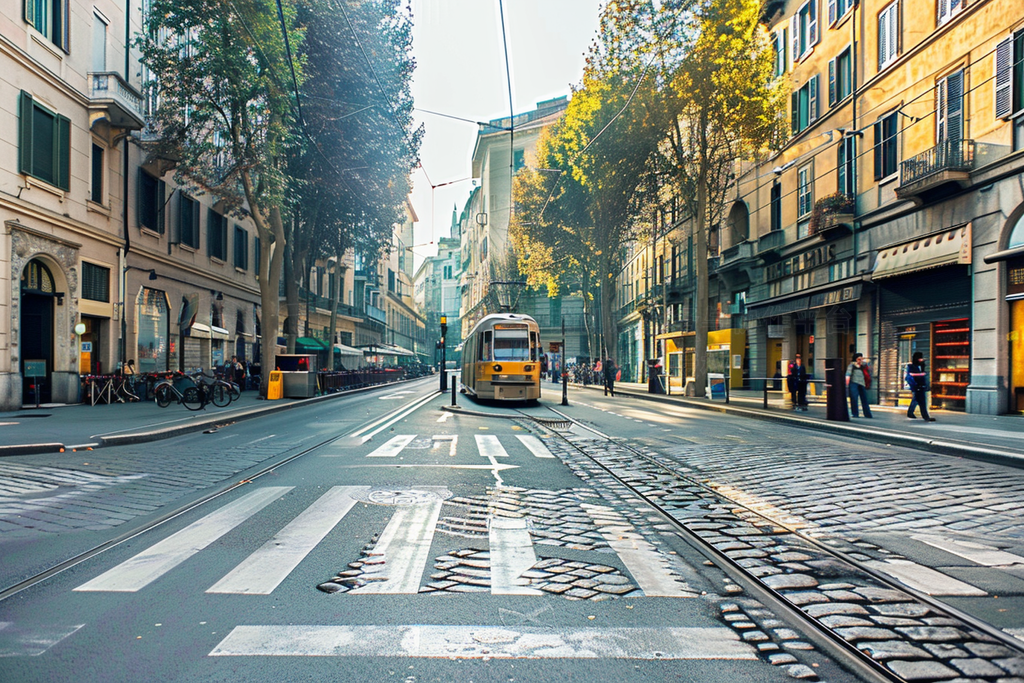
[787,353,809,411]
[905,351,935,421]
[603,357,618,397]
[846,352,873,418]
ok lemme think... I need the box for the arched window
[1007,212,1024,250]
[21,259,55,293]
[726,202,750,247]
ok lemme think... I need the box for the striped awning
[872,224,971,279]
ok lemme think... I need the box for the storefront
[136,288,170,373]
[873,225,972,411]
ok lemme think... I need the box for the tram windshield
[493,336,530,361]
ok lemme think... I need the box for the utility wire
[497,0,516,221]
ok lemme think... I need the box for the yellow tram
[461,313,543,401]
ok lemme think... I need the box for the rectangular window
[774,28,788,77]
[827,0,854,24]
[513,149,525,172]
[791,75,819,134]
[388,269,396,293]
[838,137,856,196]
[770,181,783,231]
[24,0,69,52]
[828,47,852,107]
[18,91,70,190]
[179,194,200,248]
[81,262,110,302]
[873,112,899,179]
[254,236,261,278]
[994,31,1023,120]
[790,0,819,62]
[878,1,899,71]
[936,70,964,142]
[937,0,963,27]
[92,10,107,72]
[797,165,814,219]
[234,225,248,270]
[137,169,165,233]
[90,143,103,203]
[207,209,227,260]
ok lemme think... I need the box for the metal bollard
[451,375,457,407]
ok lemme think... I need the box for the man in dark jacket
[906,351,935,421]
[603,358,618,397]
[787,353,809,411]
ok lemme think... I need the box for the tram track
[0,387,441,604]
[533,405,1024,683]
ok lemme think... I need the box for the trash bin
[825,358,849,421]
[647,359,665,394]
[267,371,284,400]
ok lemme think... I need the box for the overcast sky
[408,0,603,267]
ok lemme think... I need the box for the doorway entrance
[21,259,57,404]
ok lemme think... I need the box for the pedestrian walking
[231,355,246,391]
[787,353,809,411]
[603,357,618,397]
[845,352,873,418]
[905,351,935,421]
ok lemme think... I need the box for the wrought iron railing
[900,139,975,186]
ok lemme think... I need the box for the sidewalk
[0,378,420,456]
[571,379,1024,466]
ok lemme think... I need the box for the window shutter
[946,71,963,142]
[24,0,36,27]
[873,121,884,179]
[878,10,888,70]
[61,1,70,53]
[156,179,166,233]
[809,75,819,122]
[938,0,948,24]
[56,114,70,191]
[178,193,187,245]
[207,209,215,256]
[828,0,837,25]
[828,58,837,106]
[809,0,819,47]
[890,3,899,62]
[791,92,799,134]
[193,200,201,248]
[994,37,1013,119]
[18,91,33,176]
[790,15,800,60]
[936,79,946,141]
[136,167,145,228]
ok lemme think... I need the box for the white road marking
[489,517,543,595]
[350,499,443,594]
[432,435,458,456]
[516,434,555,458]
[582,504,697,598]
[75,487,291,592]
[0,622,84,657]
[437,412,452,422]
[207,486,366,595]
[347,392,439,441]
[209,625,756,659]
[863,559,987,596]
[367,434,416,458]
[378,390,415,400]
[475,434,508,458]
[912,534,1024,566]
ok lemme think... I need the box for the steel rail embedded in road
[0,386,442,604]
[536,406,1024,683]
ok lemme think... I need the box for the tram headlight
[493,364,502,372]
[524,364,533,371]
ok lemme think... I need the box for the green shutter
[24,0,36,27]
[136,167,145,229]
[56,114,70,191]
[207,208,214,256]
[791,91,799,135]
[157,179,166,233]
[18,91,33,176]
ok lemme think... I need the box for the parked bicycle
[193,371,239,407]
[153,372,205,410]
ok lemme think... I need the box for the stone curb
[439,405,520,420]
[578,384,1024,468]
[0,377,422,457]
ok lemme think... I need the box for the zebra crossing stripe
[0,622,84,657]
[489,517,543,595]
[367,434,416,457]
[209,625,756,659]
[207,486,367,595]
[74,487,291,593]
[515,434,555,458]
[475,434,507,458]
[582,504,697,598]
[350,499,443,594]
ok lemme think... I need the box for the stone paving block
[785,664,819,679]
[896,626,967,642]
[885,660,958,681]
[963,643,1017,658]
[773,628,801,641]
[854,587,911,603]
[784,591,830,606]
[949,658,1008,677]
[741,630,769,642]
[820,615,874,628]
[835,627,898,642]
[858,640,933,660]
[762,574,819,590]
[804,602,870,618]
[996,658,1024,676]
[870,603,932,618]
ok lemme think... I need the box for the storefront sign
[767,325,784,338]
[809,283,862,309]
[766,244,836,281]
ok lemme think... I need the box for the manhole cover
[363,488,450,505]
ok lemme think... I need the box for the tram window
[530,332,539,360]
[481,331,492,361]
[494,337,530,361]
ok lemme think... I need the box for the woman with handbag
[845,352,873,418]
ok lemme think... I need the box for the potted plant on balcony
[809,193,855,235]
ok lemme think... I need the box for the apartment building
[735,0,1024,413]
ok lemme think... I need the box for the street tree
[138,0,303,393]
[656,0,783,397]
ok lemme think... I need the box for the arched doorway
[21,259,57,404]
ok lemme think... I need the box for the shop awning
[186,322,211,339]
[333,344,365,356]
[211,325,229,340]
[364,344,416,357]
[296,337,329,351]
[745,296,810,320]
[872,224,971,280]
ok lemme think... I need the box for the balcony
[896,139,974,202]
[719,241,755,269]
[366,304,387,325]
[757,230,786,263]
[808,193,854,238]
[88,72,145,132]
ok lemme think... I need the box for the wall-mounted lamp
[838,127,865,138]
